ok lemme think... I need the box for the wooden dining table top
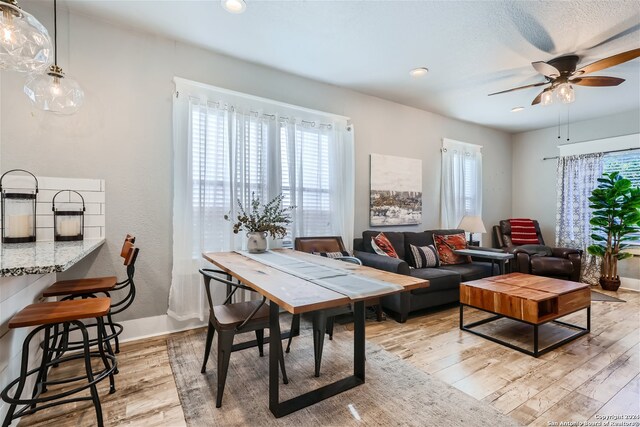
[202,249,428,314]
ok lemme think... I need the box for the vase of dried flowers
[246,231,268,253]
[224,193,295,254]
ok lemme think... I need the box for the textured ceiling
[61,0,640,133]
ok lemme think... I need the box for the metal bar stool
[42,237,139,361]
[1,298,117,427]
[199,269,288,408]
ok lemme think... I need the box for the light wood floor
[17,288,640,426]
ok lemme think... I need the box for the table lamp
[457,215,486,246]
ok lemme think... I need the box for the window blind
[603,149,640,245]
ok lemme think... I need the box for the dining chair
[288,236,382,377]
[199,269,288,408]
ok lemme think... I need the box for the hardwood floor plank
[590,374,640,419]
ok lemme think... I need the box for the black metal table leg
[353,301,365,381]
[268,302,281,416]
[268,301,366,418]
[460,303,590,357]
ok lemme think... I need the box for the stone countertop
[0,239,105,277]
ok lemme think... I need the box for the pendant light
[0,0,53,73]
[23,0,83,115]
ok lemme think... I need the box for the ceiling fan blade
[575,48,640,75]
[488,82,547,96]
[531,90,545,105]
[571,76,625,86]
[531,61,560,78]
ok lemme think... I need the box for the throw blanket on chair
[509,218,540,245]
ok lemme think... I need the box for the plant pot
[247,232,268,254]
[599,276,621,292]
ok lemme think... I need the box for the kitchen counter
[0,239,105,277]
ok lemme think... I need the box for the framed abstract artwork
[370,154,422,226]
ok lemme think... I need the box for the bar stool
[43,236,139,356]
[1,298,117,427]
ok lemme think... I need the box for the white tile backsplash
[1,176,106,241]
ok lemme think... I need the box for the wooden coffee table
[459,272,590,357]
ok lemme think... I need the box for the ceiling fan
[488,48,640,105]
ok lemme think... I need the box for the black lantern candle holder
[1,169,38,244]
[52,190,85,242]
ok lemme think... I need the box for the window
[603,149,640,187]
[602,149,640,245]
[171,78,354,320]
[280,126,332,246]
[178,79,353,256]
[440,139,483,229]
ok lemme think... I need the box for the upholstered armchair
[493,220,582,282]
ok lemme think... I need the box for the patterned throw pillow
[433,233,471,265]
[312,251,352,258]
[409,244,439,268]
[371,233,399,258]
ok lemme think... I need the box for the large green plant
[587,172,640,281]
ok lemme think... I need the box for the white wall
[512,109,640,286]
[1,3,512,321]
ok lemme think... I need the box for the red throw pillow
[371,233,399,258]
[433,233,471,265]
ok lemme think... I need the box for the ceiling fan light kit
[23,0,84,114]
[489,48,640,106]
[532,89,553,106]
[0,0,53,73]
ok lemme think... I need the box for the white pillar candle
[59,219,79,237]
[7,215,31,238]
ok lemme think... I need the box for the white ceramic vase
[247,231,268,253]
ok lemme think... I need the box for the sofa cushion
[433,233,471,265]
[408,268,461,293]
[439,261,497,281]
[404,232,434,256]
[362,230,405,259]
[408,244,439,268]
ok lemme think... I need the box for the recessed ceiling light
[511,106,525,113]
[409,67,429,77]
[221,0,246,14]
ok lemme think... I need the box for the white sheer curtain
[440,138,483,230]
[168,78,354,321]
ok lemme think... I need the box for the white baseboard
[620,276,640,292]
[118,314,206,343]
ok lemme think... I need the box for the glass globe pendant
[24,64,83,114]
[0,0,53,73]
[23,0,83,114]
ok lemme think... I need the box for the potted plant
[588,172,640,291]
[224,193,295,253]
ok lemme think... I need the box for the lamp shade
[457,215,486,233]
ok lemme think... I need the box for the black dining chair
[199,269,288,408]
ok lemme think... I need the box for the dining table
[202,248,428,418]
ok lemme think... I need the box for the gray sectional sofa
[353,229,501,322]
